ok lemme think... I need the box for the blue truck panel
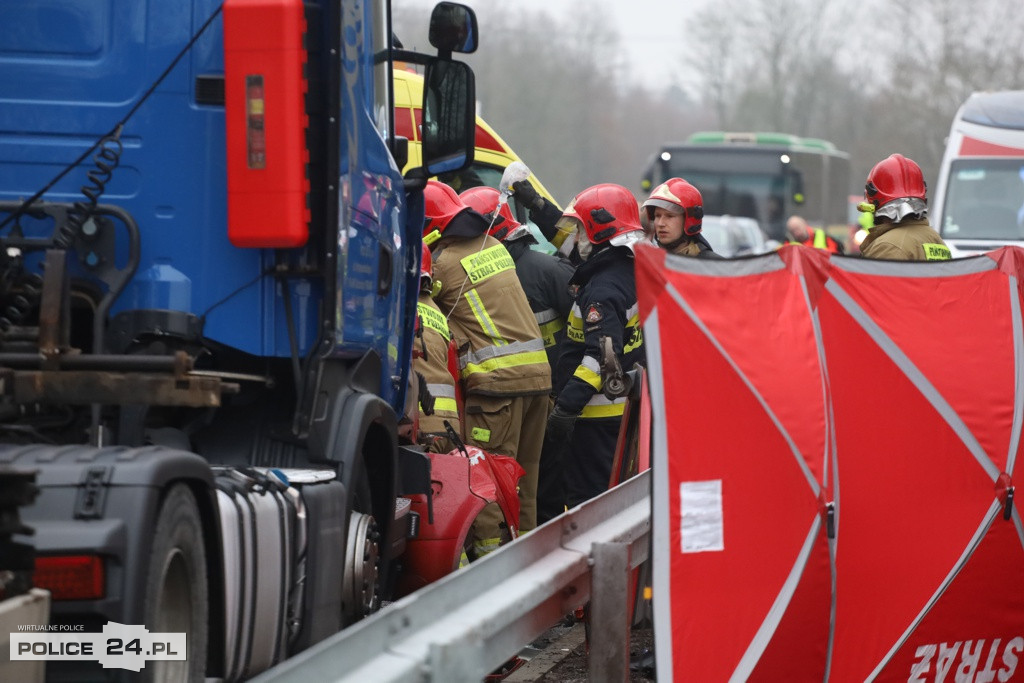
[0,0,327,360]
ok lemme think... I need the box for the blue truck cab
[0,0,478,678]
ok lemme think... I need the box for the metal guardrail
[254,470,652,683]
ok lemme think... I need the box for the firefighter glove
[545,406,577,445]
[512,179,546,211]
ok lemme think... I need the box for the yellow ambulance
[393,69,560,233]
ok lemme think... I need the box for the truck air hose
[55,132,123,250]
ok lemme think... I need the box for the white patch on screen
[680,480,724,553]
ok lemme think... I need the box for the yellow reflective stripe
[433,397,458,413]
[573,364,602,390]
[460,244,515,285]
[624,313,643,354]
[473,537,502,556]
[813,229,827,249]
[419,397,458,414]
[471,426,491,443]
[580,402,626,418]
[463,350,549,377]
[424,229,442,246]
[539,318,565,347]
[417,302,450,341]
[567,305,584,343]
[923,243,951,261]
[387,343,398,361]
[464,290,507,346]
[461,338,545,368]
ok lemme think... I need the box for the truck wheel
[143,483,208,682]
[342,471,381,625]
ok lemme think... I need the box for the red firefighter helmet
[572,183,643,245]
[458,186,522,241]
[423,180,468,239]
[641,177,704,236]
[864,154,927,209]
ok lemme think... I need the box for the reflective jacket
[791,227,842,253]
[432,229,551,398]
[503,236,576,375]
[860,217,951,261]
[554,245,645,420]
[414,293,460,437]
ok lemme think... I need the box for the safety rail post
[589,541,630,682]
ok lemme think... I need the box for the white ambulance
[933,90,1024,257]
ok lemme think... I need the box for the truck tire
[342,469,381,625]
[143,483,208,682]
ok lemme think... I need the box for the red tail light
[34,555,105,601]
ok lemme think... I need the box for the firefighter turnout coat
[555,245,646,421]
[860,217,951,261]
[414,291,461,444]
[503,235,576,373]
[431,232,552,398]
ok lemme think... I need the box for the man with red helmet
[858,154,950,261]
[413,243,461,453]
[423,180,551,556]
[547,183,648,509]
[641,178,722,258]
[460,185,575,524]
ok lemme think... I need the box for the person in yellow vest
[786,215,843,253]
[858,154,951,261]
[423,180,552,557]
[414,242,461,453]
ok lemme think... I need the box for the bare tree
[871,0,1024,183]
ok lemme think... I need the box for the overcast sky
[393,0,701,89]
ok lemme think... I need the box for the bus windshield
[674,170,789,235]
[939,159,1024,241]
[644,135,850,242]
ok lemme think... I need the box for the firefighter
[413,242,461,453]
[547,183,647,509]
[458,186,575,373]
[641,177,722,258]
[423,180,551,555]
[858,154,951,261]
[786,215,843,253]
[460,185,576,524]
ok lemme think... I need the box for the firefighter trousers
[464,392,548,554]
[536,396,566,525]
[563,416,622,509]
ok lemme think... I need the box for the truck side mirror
[428,2,477,56]
[421,59,475,176]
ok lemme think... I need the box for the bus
[641,132,851,242]
[932,90,1024,257]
